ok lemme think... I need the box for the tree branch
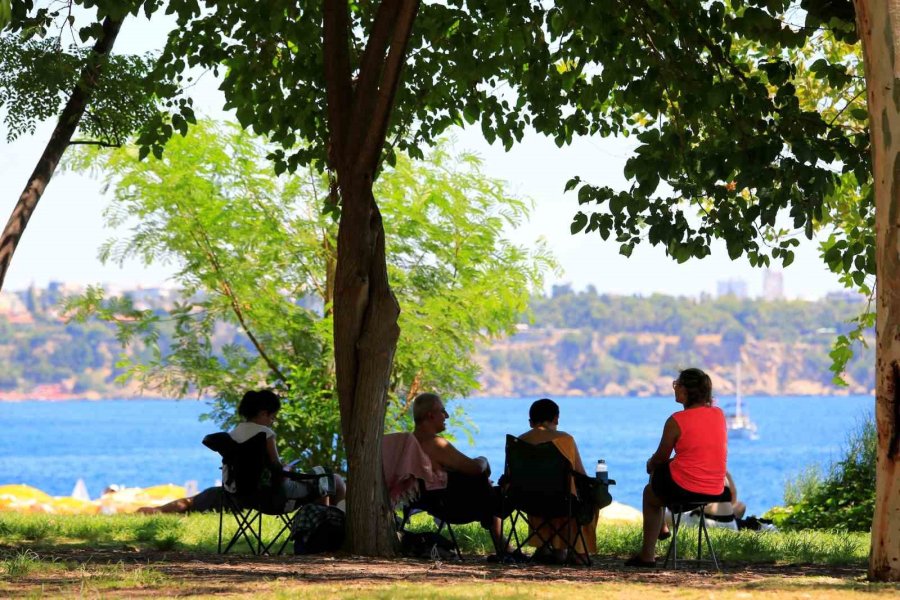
[68,139,122,148]
[323,1,354,171]
[183,216,289,384]
[350,0,401,156]
[357,0,421,177]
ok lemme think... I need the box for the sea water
[0,395,873,513]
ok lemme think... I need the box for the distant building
[717,278,748,299]
[762,269,784,300]
[825,290,867,304]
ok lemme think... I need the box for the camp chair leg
[511,510,586,566]
[699,515,720,571]
[663,509,683,569]
[217,492,225,554]
[436,520,462,559]
[223,508,262,555]
[262,512,298,556]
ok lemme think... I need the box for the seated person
[138,389,345,514]
[662,470,744,534]
[411,392,508,555]
[626,368,728,567]
[517,398,598,565]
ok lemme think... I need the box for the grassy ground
[0,511,872,565]
[1,512,894,598]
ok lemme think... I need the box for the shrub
[776,416,876,531]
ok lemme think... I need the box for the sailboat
[726,362,759,440]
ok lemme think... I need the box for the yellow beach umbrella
[0,484,52,503]
[49,496,100,515]
[141,484,186,500]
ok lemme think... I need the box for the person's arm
[568,435,587,475]
[430,437,489,476]
[646,416,680,474]
[725,470,737,502]
[265,435,281,467]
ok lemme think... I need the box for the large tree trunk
[855,0,900,582]
[0,15,123,291]
[333,178,400,556]
[323,0,420,556]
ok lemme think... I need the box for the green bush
[776,416,876,531]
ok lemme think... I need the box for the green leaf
[571,211,588,234]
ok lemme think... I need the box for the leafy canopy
[65,121,555,467]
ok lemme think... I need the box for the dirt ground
[4,548,897,599]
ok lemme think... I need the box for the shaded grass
[0,511,871,566]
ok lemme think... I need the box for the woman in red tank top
[625,368,728,567]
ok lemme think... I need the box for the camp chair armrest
[283,471,332,482]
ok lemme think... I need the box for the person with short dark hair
[625,368,727,567]
[518,398,597,565]
[138,389,345,514]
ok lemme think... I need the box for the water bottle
[596,459,608,484]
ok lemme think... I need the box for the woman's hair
[237,389,281,420]
[676,368,713,407]
[529,398,560,425]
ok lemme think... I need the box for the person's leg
[705,500,733,517]
[136,496,193,514]
[639,483,665,561]
[332,474,346,505]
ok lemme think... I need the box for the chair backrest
[203,431,285,510]
[503,434,574,516]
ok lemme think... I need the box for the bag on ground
[292,504,345,554]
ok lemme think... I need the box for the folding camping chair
[202,431,333,556]
[501,434,606,566]
[662,487,732,571]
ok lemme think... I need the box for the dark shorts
[417,471,502,529]
[189,486,224,512]
[650,462,730,506]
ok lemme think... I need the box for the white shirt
[230,421,275,444]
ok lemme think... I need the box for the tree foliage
[65,121,553,468]
[773,416,876,532]
[0,1,184,147]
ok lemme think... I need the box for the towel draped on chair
[382,432,448,508]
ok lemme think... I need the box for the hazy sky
[0,12,845,299]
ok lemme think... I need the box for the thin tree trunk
[0,15,124,292]
[854,0,900,582]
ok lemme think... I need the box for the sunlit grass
[0,511,871,566]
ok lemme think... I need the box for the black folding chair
[397,483,463,560]
[663,487,732,571]
[501,435,605,566]
[203,431,333,556]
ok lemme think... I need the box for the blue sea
[0,395,874,514]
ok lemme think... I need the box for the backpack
[292,504,345,554]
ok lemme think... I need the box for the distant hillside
[474,291,873,397]
[0,286,873,399]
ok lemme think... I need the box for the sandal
[624,555,657,568]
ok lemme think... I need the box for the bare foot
[135,506,160,515]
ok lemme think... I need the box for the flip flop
[624,556,657,568]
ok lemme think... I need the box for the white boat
[726,363,759,440]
